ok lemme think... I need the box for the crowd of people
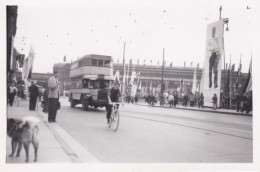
[7,71,61,123]
[145,92,205,109]
[143,91,252,114]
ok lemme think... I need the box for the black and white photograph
[2,0,260,171]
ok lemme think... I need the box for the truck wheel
[70,100,75,108]
[82,99,89,111]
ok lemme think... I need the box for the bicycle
[108,102,120,132]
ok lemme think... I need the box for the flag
[63,56,66,62]
[231,64,235,71]
[129,71,136,85]
[22,46,35,81]
[192,68,197,93]
[234,58,242,93]
[243,58,252,93]
[114,70,120,86]
[138,82,142,90]
[10,36,16,71]
[224,63,231,96]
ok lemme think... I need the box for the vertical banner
[203,20,225,107]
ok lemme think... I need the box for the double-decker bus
[69,54,114,110]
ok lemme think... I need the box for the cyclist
[106,83,121,125]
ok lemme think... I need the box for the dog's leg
[16,142,22,157]
[23,143,30,162]
[9,139,17,157]
[32,142,39,162]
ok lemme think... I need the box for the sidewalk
[6,99,100,163]
[135,101,252,116]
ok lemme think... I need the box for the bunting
[243,58,252,93]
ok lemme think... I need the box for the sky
[13,0,260,73]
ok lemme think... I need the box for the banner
[202,19,225,106]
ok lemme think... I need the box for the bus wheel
[82,100,89,111]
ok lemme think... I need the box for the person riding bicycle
[106,83,121,125]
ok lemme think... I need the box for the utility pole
[161,48,165,95]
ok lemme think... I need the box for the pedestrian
[43,87,49,113]
[168,93,174,107]
[29,81,39,110]
[235,93,242,112]
[212,94,218,110]
[9,83,17,106]
[183,95,188,107]
[198,93,204,108]
[189,93,195,107]
[48,71,60,123]
[173,92,179,107]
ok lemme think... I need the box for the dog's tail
[19,116,40,129]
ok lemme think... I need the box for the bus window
[97,60,103,66]
[104,60,110,67]
[90,80,100,89]
[82,79,89,88]
[91,59,98,66]
[100,81,109,89]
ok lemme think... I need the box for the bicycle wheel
[112,109,119,132]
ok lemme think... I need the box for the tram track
[120,109,252,130]
[120,112,252,140]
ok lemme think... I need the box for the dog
[7,116,40,162]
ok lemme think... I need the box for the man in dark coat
[29,81,39,110]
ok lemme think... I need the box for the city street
[53,97,252,163]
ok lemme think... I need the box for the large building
[113,63,248,97]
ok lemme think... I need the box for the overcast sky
[13,0,260,73]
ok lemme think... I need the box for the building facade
[113,63,248,97]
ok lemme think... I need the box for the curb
[36,110,101,163]
[135,103,252,117]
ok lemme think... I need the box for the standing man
[48,71,60,123]
[29,81,39,110]
[9,83,17,106]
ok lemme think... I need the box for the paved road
[55,97,252,163]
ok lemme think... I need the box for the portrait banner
[202,20,225,107]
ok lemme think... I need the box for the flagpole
[122,41,126,95]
